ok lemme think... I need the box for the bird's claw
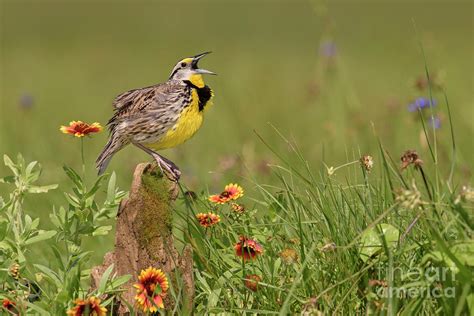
[157,161,181,182]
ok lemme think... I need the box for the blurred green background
[1,0,473,211]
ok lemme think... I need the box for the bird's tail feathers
[96,135,126,175]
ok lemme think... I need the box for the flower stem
[80,138,86,182]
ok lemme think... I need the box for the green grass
[0,0,473,314]
[170,123,472,313]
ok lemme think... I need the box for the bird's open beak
[192,52,216,75]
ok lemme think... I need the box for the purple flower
[319,41,337,58]
[428,116,441,129]
[19,93,34,110]
[408,97,437,112]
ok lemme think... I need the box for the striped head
[169,52,215,88]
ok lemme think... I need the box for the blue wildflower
[428,116,441,129]
[408,97,437,112]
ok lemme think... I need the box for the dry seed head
[455,185,474,204]
[9,263,20,279]
[321,242,336,252]
[301,297,323,316]
[231,203,245,214]
[244,274,262,292]
[289,238,300,245]
[327,166,335,176]
[360,155,374,172]
[279,248,299,264]
[460,185,474,203]
[395,180,423,210]
[401,150,423,170]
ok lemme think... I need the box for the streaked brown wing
[107,82,187,132]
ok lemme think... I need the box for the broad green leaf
[50,245,65,271]
[107,172,117,202]
[423,241,474,273]
[3,154,19,176]
[359,223,399,262]
[49,212,61,228]
[64,192,81,207]
[25,161,39,180]
[17,248,26,263]
[110,274,132,289]
[98,264,115,294]
[25,230,57,245]
[24,214,33,230]
[92,225,112,236]
[34,264,62,286]
[31,217,40,230]
[26,302,51,316]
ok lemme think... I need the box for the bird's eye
[181,62,187,67]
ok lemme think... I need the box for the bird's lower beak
[195,68,216,75]
[192,52,216,75]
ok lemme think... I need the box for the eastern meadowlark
[96,52,215,180]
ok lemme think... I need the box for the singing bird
[96,52,215,180]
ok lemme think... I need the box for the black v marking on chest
[183,80,212,111]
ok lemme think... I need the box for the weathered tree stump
[91,163,194,315]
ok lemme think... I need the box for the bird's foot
[154,157,181,182]
[162,162,181,182]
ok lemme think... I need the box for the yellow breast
[146,89,209,150]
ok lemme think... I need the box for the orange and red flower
[209,183,244,204]
[2,298,16,311]
[66,296,107,316]
[134,267,169,313]
[234,236,263,261]
[196,212,221,227]
[60,121,103,138]
[244,274,262,292]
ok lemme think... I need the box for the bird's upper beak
[192,52,216,75]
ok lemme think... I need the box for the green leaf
[34,264,62,286]
[0,240,12,251]
[85,174,107,199]
[50,245,65,271]
[424,240,474,273]
[0,175,15,183]
[92,225,112,236]
[0,220,8,241]
[25,230,57,245]
[64,192,81,207]
[98,264,115,294]
[27,184,58,194]
[26,302,51,315]
[359,223,399,262]
[31,217,40,230]
[107,172,117,202]
[25,161,39,182]
[3,154,19,176]
[17,248,26,263]
[63,165,83,189]
[110,274,132,289]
